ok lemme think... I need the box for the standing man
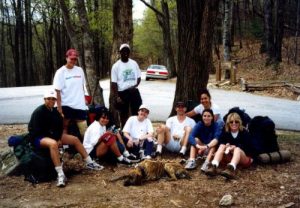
[111,43,142,128]
[155,101,196,157]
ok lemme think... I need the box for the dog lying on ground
[110,160,191,186]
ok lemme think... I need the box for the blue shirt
[188,121,222,146]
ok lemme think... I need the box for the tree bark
[173,0,220,115]
[274,0,286,62]
[75,0,104,105]
[295,0,300,64]
[264,0,275,64]
[109,0,133,127]
[223,0,233,61]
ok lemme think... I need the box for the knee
[156,124,167,134]
[218,144,226,151]
[77,120,87,137]
[48,140,59,150]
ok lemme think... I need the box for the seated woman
[83,109,132,165]
[186,88,223,123]
[185,109,222,171]
[122,104,154,160]
[28,90,103,188]
[205,112,253,179]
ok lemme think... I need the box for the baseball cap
[66,48,78,59]
[139,104,149,112]
[119,43,130,51]
[176,101,186,107]
[44,89,57,99]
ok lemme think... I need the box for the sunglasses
[177,105,185,108]
[46,98,56,101]
[229,120,240,124]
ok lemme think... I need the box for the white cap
[139,104,149,112]
[119,43,130,51]
[44,89,57,99]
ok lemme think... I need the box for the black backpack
[223,107,252,128]
[248,116,279,157]
[8,134,56,184]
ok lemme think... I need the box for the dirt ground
[0,124,300,208]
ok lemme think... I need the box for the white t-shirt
[83,121,106,154]
[194,101,222,121]
[122,116,153,142]
[166,116,196,139]
[53,65,88,110]
[111,59,141,91]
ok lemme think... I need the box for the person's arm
[188,123,201,146]
[55,89,63,117]
[186,110,197,118]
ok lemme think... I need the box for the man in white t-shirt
[155,101,196,157]
[111,43,142,128]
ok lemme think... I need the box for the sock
[117,155,124,161]
[84,156,93,164]
[211,160,219,167]
[228,162,236,170]
[179,146,187,154]
[55,166,64,176]
[156,144,162,153]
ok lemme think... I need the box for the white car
[145,65,169,81]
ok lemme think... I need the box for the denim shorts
[165,139,181,153]
[62,106,87,120]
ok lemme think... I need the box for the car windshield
[149,65,166,70]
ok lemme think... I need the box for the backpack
[223,107,252,128]
[248,116,279,158]
[8,134,56,184]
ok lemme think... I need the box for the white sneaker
[56,174,67,187]
[123,150,130,157]
[200,160,210,172]
[185,159,196,170]
[86,160,104,171]
[142,155,151,160]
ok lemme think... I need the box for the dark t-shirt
[28,104,63,142]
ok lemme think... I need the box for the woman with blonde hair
[205,112,253,179]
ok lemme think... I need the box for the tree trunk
[25,0,33,85]
[274,0,286,62]
[264,0,275,64]
[173,0,220,115]
[236,0,243,49]
[75,0,104,105]
[109,0,133,127]
[295,0,300,64]
[223,0,233,61]
[141,0,177,78]
[0,0,7,87]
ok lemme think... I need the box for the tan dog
[110,160,190,186]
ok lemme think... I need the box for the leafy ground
[1,43,300,207]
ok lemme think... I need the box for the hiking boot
[86,160,104,171]
[200,160,210,172]
[152,151,162,158]
[220,164,236,179]
[56,174,67,187]
[119,157,132,165]
[127,153,141,163]
[185,159,196,170]
[205,163,218,177]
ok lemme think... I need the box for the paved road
[0,75,299,131]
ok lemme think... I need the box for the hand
[116,96,123,103]
[57,106,64,118]
[57,140,62,148]
[127,139,133,148]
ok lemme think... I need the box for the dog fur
[110,160,190,186]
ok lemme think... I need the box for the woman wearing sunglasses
[205,112,253,179]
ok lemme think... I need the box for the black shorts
[62,106,87,120]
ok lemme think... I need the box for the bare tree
[109,0,133,126]
[173,0,220,115]
[223,0,234,61]
[140,0,177,77]
[295,0,300,64]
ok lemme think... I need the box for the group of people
[28,43,253,188]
